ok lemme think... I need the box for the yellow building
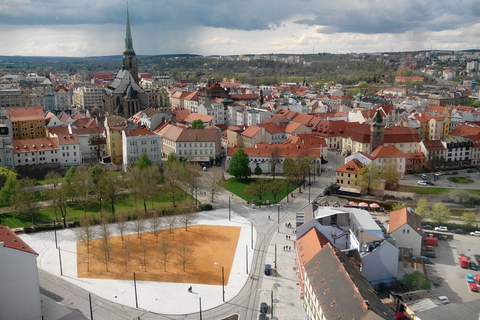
[104,116,126,165]
[6,106,46,140]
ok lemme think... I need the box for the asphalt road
[38,153,344,320]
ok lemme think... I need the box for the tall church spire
[125,4,134,52]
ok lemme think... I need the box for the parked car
[470,231,480,237]
[422,174,428,180]
[423,245,435,252]
[417,180,428,186]
[460,256,469,268]
[419,256,434,264]
[421,251,436,258]
[435,226,448,232]
[467,274,475,283]
[438,296,450,304]
[474,254,480,265]
[264,264,271,276]
[453,229,466,235]
[424,180,435,185]
[260,302,268,314]
[470,261,478,271]
[423,237,439,246]
[423,225,433,230]
[469,282,478,292]
[476,274,480,285]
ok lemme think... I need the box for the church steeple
[125,5,134,52]
[122,3,139,84]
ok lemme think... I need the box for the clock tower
[123,6,139,84]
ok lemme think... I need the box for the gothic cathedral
[104,6,148,119]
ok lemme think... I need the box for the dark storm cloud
[0,0,478,35]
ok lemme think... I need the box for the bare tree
[138,166,162,213]
[98,218,112,272]
[176,239,195,272]
[77,218,96,271]
[43,172,63,221]
[71,166,94,218]
[98,171,122,217]
[149,210,162,243]
[10,178,40,225]
[179,212,197,231]
[158,237,172,272]
[163,160,184,207]
[205,167,223,202]
[121,237,132,272]
[139,240,150,272]
[115,209,129,242]
[270,147,280,179]
[133,210,145,239]
[165,214,177,239]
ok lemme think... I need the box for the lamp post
[277,206,280,232]
[214,262,225,302]
[309,184,311,203]
[259,289,274,319]
[265,243,277,270]
[228,196,231,221]
[133,266,143,308]
[54,220,58,249]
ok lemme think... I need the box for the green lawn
[0,188,193,229]
[222,177,300,204]
[447,177,474,184]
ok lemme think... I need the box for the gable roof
[6,106,45,121]
[420,140,446,151]
[371,145,405,159]
[0,225,37,255]
[388,207,423,236]
[304,243,393,319]
[336,159,364,174]
[12,137,58,154]
[297,227,331,266]
[241,126,262,138]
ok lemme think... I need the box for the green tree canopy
[244,179,270,205]
[354,162,381,194]
[191,119,205,129]
[254,166,263,176]
[229,149,251,180]
[462,211,477,227]
[415,197,430,218]
[0,166,17,190]
[404,271,431,291]
[431,203,450,224]
[380,162,400,187]
[136,151,153,169]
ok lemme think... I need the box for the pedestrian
[285,235,288,240]
[188,286,192,293]
[289,246,291,251]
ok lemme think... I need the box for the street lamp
[259,289,274,319]
[214,262,225,302]
[265,243,277,270]
[133,266,143,308]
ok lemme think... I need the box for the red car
[423,245,435,252]
[469,282,478,292]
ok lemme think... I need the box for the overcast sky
[1,0,480,57]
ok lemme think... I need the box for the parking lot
[425,233,480,303]
[401,170,480,190]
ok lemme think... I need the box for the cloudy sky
[1,0,480,57]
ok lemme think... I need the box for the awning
[358,202,368,207]
[369,203,380,208]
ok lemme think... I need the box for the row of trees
[77,208,197,273]
[229,148,316,194]
[412,197,477,226]
[4,152,223,228]
[354,162,400,194]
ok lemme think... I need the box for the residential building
[388,207,423,257]
[159,124,221,164]
[122,128,161,170]
[0,225,42,320]
[240,126,263,148]
[12,137,59,167]
[54,85,72,112]
[0,108,14,168]
[73,86,104,110]
[44,87,55,112]
[55,132,82,166]
[418,140,446,170]
[441,135,473,167]
[427,92,467,107]
[335,159,364,190]
[371,145,406,175]
[6,106,46,140]
[0,87,22,108]
[105,116,126,165]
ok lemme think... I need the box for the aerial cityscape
[1,2,480,320]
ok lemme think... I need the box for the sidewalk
[261,218,304,319]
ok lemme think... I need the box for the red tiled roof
[388,207,423,236]
[227,147,320,158]
[124,128,156,137]
[384,126,420,143]
[336,159,364,174]
[13,137,58,154]
[371,145,405,159]
[0,225,37,255]
[7,106,44,121]
[420,140,445,151]
[241,126,262,138]
[450,124,480,136]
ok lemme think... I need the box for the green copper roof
[125,6,134,52]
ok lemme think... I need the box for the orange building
[6,106,46,140]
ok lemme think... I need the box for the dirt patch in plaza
[76,225,240,285]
